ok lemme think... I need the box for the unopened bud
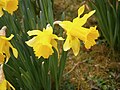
[0,26,7,36]
[0,64,5,84]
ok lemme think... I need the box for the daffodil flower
[0,26,18,64]
[58,5,99,56]
[0,65,15,90]
[0,0,18,17]
[26,26,63,59]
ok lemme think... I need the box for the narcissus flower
[0,65,15,90]
[26,26,63,59]
[0,0,18,17]
[59,5,99,56]
[0,26,18,64]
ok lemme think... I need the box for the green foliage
[89,0,120,51]
[0,0,67,90]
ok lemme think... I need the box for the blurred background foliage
[89,0,120,53]
[0,0,120,90]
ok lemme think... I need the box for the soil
[54,0,120,89]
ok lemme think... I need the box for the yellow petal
[73,10,96,26]
[0,79,15,90]
[78,5,85,17]
[25,37,36,47]
[44,26,53,34]
[56,37,64,40]
[63,35,71,51]
[2,43,10,63]
[82,10,96,20]
[51,39,61,58]
[0,79,7,90]
[9,42,18,58]
[70,27,89,41]
[0,38,5,53]
[80,10,96,26]
[25,36,41,47]
[51,39,58,53]
[33,44,41,56]
[52,34,64,40]
[11,46,18,58]
[0,7,3,17]
[7,81,15,90]
[1,34,14,40]
[71,37,80,56]
[59,21,73,32]
[0,53,5,64]
[27,30,42,36]
[3,0,18,15]
[0,1,5,17]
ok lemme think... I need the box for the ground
[54,0,120,89]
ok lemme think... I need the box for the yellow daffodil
[26,26,63,59]
[59,5,99,56]
[0,65,15,90]
[0,0,18,17]
[0,26,18,64]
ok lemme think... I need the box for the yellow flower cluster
[0,0,18,17]
[26,5,99,58]
[0,4,99,90]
